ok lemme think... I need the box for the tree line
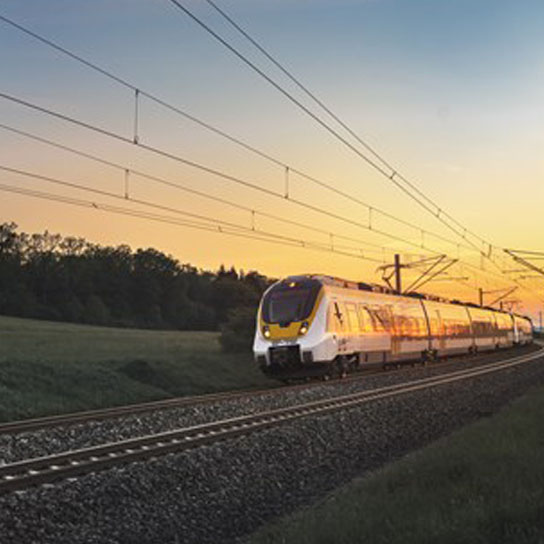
[0,222,272,338]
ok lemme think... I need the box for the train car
[253,274,533,380]
[512,313,533,345]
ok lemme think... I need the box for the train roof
[284,274,526,317]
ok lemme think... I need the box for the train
[253,274,533,380]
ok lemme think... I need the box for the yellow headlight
[299,322,309,335]
[263,326,271,339]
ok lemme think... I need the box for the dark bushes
[220,306,258,353]
[0,222,272,332]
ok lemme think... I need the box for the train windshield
[262,279,321,324]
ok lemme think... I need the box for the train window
[473,315,495,337]
[395,314,407,337]
[430,310,443,337]
[366,307,383,332]
[392,302,428,338]
[373,305,393,332]
[357,305,366,331]
[414,317,425,337]
[473,319,485,336]
[262,280,321,324]
[346,303,360,333]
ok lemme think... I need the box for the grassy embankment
[249,385,544,544]
[0,315,272,422]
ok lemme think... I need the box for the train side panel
[495,311,514,347]
[423,300,473,356]
[389,297,429,360]
[513,315,533,345]
[466,306,497,351]
[325,288,391,362]
[325,286,428,363]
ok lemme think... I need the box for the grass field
[248,385,544,544]
[0,315,272,422]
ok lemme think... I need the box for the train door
[345,302,361,352]
[419,300,433,353]
[328,301,348,354]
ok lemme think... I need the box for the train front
[253,276,335,379]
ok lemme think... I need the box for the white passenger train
[253,275,533,379]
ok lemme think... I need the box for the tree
[84,295,111,325]
[0,224,271,332]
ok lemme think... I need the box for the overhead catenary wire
[0,92,453,257]
[0,12,479,255]
[0,170,384,263]
[166,1,451,221]
[203,0,395,175]
[166,1,495,248]
[204,1,517,259]
[168,0,532,289]
[0,122,412,257]
[203,0,493,246]
[0,183,366,254]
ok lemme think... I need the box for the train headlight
[262,325,271,339]
[299,321,309,335]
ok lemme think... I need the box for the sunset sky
[1,0,543,317]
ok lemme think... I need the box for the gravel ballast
[0,345,537,464]
[1,349,544,543]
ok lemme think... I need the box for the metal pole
[394,254,401,293]
[479,288,483,307]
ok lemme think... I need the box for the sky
[1,0,543,317]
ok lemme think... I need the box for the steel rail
[1,347,542,495]
[0,370,385,436]
[0,347,531,436]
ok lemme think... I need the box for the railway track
[1,346,542,495]
[0,345,535,436]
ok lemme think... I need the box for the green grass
[248,386,544,544]
[0,315,272,422]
